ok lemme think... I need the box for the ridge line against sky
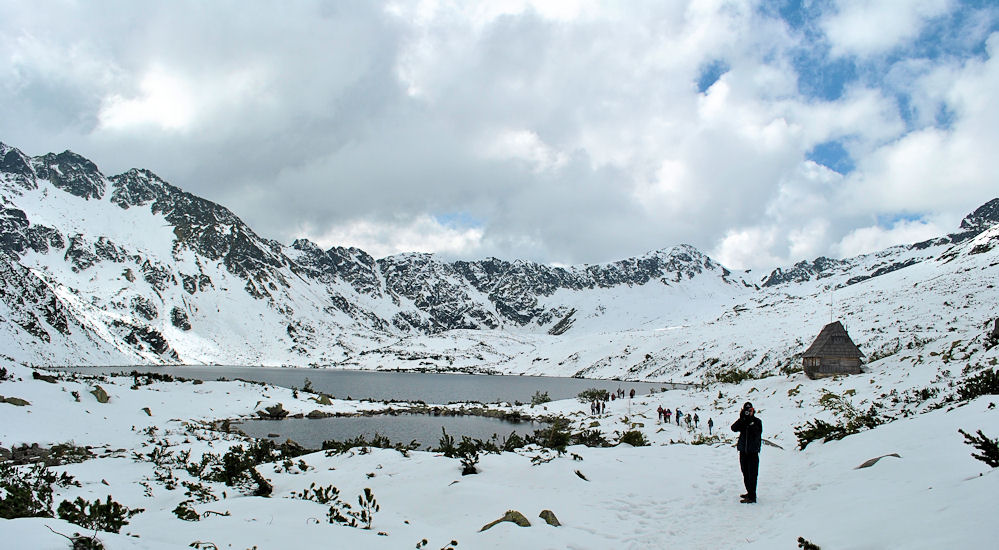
[2,0,997,271]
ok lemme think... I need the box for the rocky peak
[110,169,170,209]
[31,150,106,200]
[0,143,37,191]
[762,256,846,287]
[959,198,999,233]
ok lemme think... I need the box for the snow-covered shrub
[958,429,999,468]
[291,483,379,529]
[172,500,199,521]
[57,495,143,533]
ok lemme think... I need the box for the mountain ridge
[1,141,997,381]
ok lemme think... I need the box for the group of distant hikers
[655,405,715,433]
[584,387,763,505]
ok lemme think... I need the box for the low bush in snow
[57,495,143,534]
[958,428,999,468]
[958,368,999,401]
[618,430,649,447]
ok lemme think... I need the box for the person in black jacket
[731,401,762,503]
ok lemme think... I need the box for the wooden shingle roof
[803,321,864,358]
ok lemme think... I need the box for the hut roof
[803,321,864,358]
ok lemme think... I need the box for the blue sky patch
[696,60,730,93]
[806,140,855,174]
[434,212,483,229]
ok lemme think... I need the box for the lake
[61,365,682,450]
[66,365,674,404]
[236,413,545,450]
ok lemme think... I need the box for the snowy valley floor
[1,361,997,550]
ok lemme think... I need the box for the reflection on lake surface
[237,413,544,450]
[67,365,673,404]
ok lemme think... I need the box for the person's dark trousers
[739,451,759,500]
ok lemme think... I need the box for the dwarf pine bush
[56,495,143,533]
[958,428,999,468]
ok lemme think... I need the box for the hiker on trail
[707,417,714,435]
[731,402,763,504]
[601,400,606,414]
[664,408,672,424]
[657,405,664,422]
[693,413,699,429]
[675,408,682,426]
[611,393,616,401]
[629,388,636,399]
[685,413,692,428]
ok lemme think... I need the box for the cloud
[822,0,955,57]
[835,218,947,257]
[303,214,485,259]
[1,0,996,272]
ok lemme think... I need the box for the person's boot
[740,495,756,503]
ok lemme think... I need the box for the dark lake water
[65,365,673,404]
[237,413,545,450]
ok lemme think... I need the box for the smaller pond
[237,414,544,450]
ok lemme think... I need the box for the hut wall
[805,356,862,379]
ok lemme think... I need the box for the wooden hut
[802,321,864,379]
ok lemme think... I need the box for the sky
[1,0,997,271]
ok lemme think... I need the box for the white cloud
[822,0,955,57]
[304,215,485,259]
[98,69,195,130]
[835,219,945,257]
[1,1,995,274]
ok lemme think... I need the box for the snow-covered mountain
[2,141,998,381]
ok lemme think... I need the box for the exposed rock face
[959,198,999,232]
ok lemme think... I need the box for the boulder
[539,510,561,527]
[256,403,288,419]
[90,385,110,403]
[480,510,531,531]
[1,395,30,406]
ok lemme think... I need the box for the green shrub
[0,462,78,519]
[56,495,143,533]
[531,391,552,406]
[172,500,200,521]
[958,368,999,400]
[577,388,609,403]
[322,433,419,455]
[708,367,756,384]
[526,419,572,453]
[794,406,883,450]
[291,483,379,529]
[618,430,648,447]
[958,428,999,468]
[571,429,610,447]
